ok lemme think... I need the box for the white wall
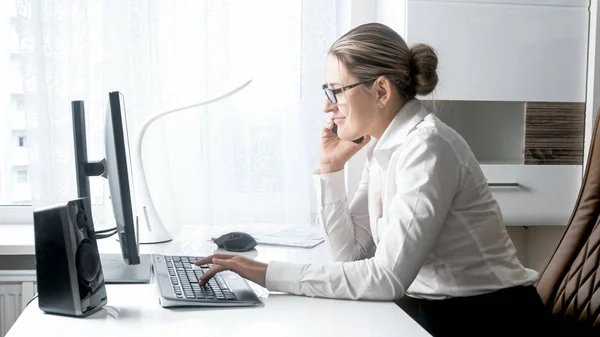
[507,227,566,272]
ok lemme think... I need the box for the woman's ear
[374,76,392,107]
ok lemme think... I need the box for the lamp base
[138,227,173,244]
[137,204,173,244]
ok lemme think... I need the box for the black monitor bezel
[107,91,140,265]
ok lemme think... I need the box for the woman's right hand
[320,118,371,174]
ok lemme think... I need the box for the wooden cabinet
[428,100,585,165]
[376,0,591,226]
[425,99,584,225]
[481,165,581,226]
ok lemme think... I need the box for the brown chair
[536,110,600,337]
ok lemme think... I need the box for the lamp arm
[132,79,252,240]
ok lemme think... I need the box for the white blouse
[265,99,538,300]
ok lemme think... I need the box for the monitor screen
[105,91,140,265]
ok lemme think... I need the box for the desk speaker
[33,197,107,317]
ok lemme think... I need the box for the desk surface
[8,284,430,337]
[4,225,431,337]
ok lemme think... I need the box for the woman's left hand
[194,254,268,287]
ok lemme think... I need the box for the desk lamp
[133,80,252,244]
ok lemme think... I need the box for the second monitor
[71,92,152,283]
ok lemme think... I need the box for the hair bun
[409,44,438,96]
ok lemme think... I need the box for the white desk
[4,225,431,337]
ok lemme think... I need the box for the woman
[196,23,547,336]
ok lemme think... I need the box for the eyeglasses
[321,79,376,104]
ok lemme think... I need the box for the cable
[95,230,118,240]
[95,227,117,234]
[95,227,118,239]
[26,293,38,308]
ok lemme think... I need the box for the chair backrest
[536,109,600,336]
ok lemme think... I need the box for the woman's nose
[323,99,337,113]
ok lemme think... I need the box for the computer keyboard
[165,255,237,301]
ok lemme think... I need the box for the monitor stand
[100,254,153,284]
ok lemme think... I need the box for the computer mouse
[214,232,257,252]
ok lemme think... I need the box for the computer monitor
[71,93,152,283]
[105,92,140,264]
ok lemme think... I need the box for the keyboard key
[165,256,171,262]
[184,291,195,298]
[173,256,181,262]
[170,277,179,285]
[192,286,204,297]
[215,275,230,291]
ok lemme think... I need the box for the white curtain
[9,0,338,234]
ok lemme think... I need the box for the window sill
[0,205,34,224]
[0,224,35,255]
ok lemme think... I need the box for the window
[0,0,30,213]
[17,170,27,183]
[0,0,347,226]
[15,98,23,111]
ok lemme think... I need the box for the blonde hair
[329,23,438,100]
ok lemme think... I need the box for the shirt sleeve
[311,162,375,262]
[265,131,461,300]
